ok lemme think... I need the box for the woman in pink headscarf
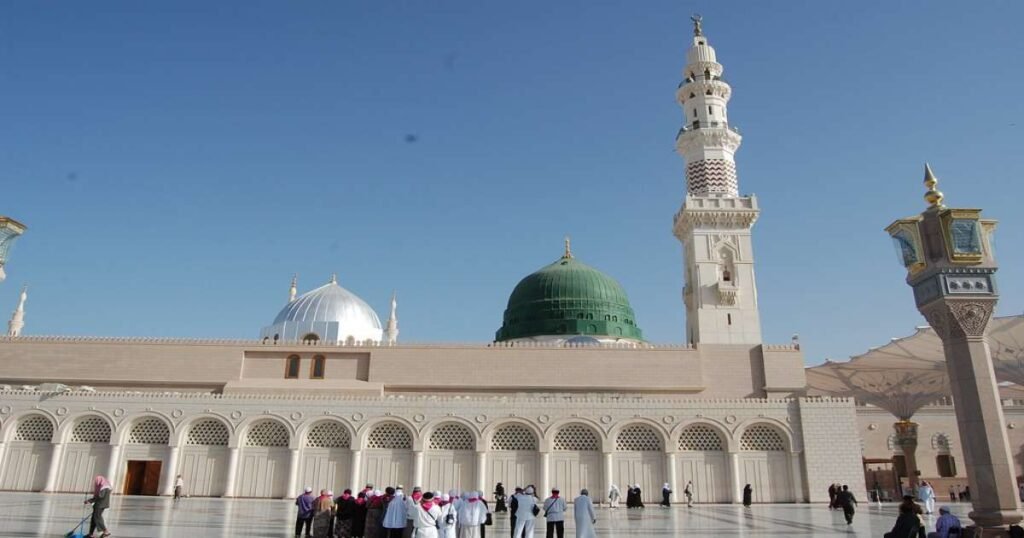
[84,475,112,537]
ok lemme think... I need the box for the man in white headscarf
[512,486,538,538]
[457,491,486,538]
[573,489,596,538]
[437,493,458,538]
[607,485,620,509]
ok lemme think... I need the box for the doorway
[123,460,162,496]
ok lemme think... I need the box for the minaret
[7,285,26,337]
[289,274,298,302]
[384,292,399,345]
[672,16,763,345]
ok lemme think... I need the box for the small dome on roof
[260,275,383,344]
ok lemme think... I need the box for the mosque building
[0,20,1009,505]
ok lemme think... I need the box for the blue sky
[2,1,1022,365]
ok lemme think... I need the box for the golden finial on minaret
[923,163,944,209]
[563,236,573,259]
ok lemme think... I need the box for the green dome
[495,253,644,342]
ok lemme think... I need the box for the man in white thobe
[412,492,442,538]
[573,490,597,538]
[607,484,620,509]
[513,486,538,538]
[384,490,409,538]
[437,494,458,538]
[542,488,567,538]
[457,491,486,538]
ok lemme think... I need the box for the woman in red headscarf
[84,475,113,537]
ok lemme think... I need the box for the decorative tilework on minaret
[672,17,763,345]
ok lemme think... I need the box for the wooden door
[142,461,162,495]
[124,461,145,495]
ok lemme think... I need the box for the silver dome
[274,282,382,328]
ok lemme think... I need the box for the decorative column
[476,451,487,495]
[286,448,301,498]
[350,449,363,491]
[893,420,919,493]
[43,443,64,492]
[788,452,803,502]
[666,453,678,492]
[0,441,7,483]
[539,451,550,495]
[887,165,1023,531]
[728,452,741,503]
[106,442,122,493]
[223,447,240,498]
[412,450,424,488]
[603,452,614,500]
[160,445,181,496]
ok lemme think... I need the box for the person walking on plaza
[296,487,316,538]
[512,486,538,538]
[411,491,441,538]
[742,484,752,507]
[684,481,693,507]
[607,484,620,509]
[509,487,523,538]
[494,483,507,513]
[173,474,184,501]
[827,483,837,510]
[458,491,487,538]
[542,488,567,538]
[927,506,962,538]
[85,475,113,538]
[384,487,409,538]
[918,481,936,515]
[313,489,335,538]
[660,483,672,507]
[572,489,597,538]
[948,485,956,503]
[835,484,858,525]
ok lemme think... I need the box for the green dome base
[495,254,643,342]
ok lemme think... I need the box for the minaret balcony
[677,122,741,138]
[678,74,728,87]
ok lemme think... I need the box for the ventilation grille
[739,424,785,451]
[127,418,170,445]
[678,425,724,451]
[14,415,53,442]
[306,421,351,449]
[366,422,413,450]
[70,417,111,444]
[615,424,662,451]
[245,420,289,448]
[553,424,600,451]
[490,424,538,451]
[187,419,229,446]
[429,423,475,451]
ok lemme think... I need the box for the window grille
[244,420,289,448]
[70,416,111,444]
[14,415,53,442]
[886,434,904,454]
[615,424,663,451]
[306,421,351,449]
[678,424,724,451]
[931,433,952,452]
[186,419,229,446]
[490,424,538,451]
[428,423,475,451]
[552,424,600,451]
[128,418,170,445]
[739,424,785,451]
[366,422,413,450]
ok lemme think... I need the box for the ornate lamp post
[0,216,27,283]
[887,164,1022,532]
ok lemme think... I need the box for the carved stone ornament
[921,299,995,340]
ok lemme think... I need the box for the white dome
[261,280,383,344]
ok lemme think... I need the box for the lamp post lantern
[0,216,27,283]
[886,164,1022,532]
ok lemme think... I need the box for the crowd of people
[292,482,601,538]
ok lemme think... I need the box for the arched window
[678,424,724,451]
[311,355,326,379]
[490,424,538,451]
[262,337,269,344]
[429,423,476,451]
[302,333,320,345]
[615,424,662,451]
[553,424,600,451]
[273,334,280,343]
[70,417,111,444]
[722,269,732,282]
[14,415,53,442]
[739,424,786,451]
[245,420,289,448]
[285,355,301,379]
[306,421,351,449]
[587,324,597,333]
[187,419,229,446]
[366,423,413,450]
[128,418,170,445]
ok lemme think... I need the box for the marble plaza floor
[0,492,976,537]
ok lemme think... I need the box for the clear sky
[2,1,1022,365]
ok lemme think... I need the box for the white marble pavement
[0,492,974,537]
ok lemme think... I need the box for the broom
[64,494,90,538]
